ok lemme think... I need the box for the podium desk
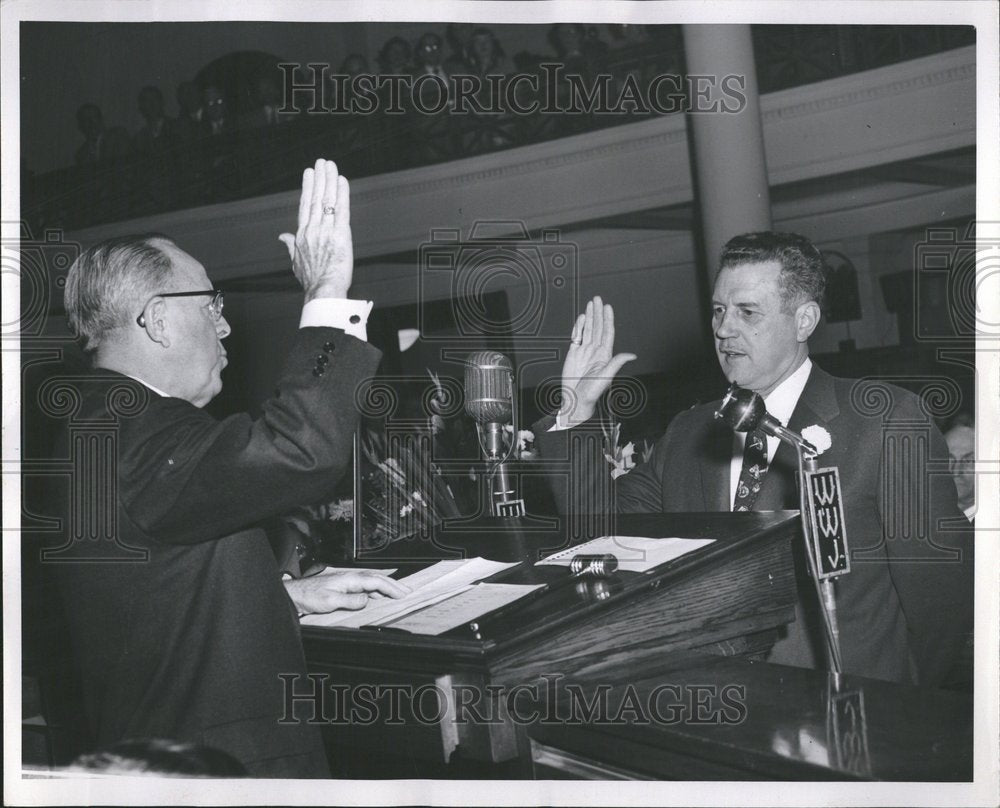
[301,511,800,770]
[528,657,973,781]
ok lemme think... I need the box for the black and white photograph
[3,1,998,805]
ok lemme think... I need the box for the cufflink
[349,314,361,325]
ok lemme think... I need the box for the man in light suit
[536,231,973,687]
[44,160,407,777]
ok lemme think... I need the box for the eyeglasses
[136,290,225,327]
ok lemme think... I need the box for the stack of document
[537,535,715,573]
[300,558,540,634]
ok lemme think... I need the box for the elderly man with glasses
[48,159,407,777]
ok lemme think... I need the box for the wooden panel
[489,531,796,685]
[302,512,802,764]
[527,657,974,781]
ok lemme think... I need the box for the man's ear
[795,300,821,342]
[141,297,171,347]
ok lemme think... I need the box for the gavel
[568,553,619,577]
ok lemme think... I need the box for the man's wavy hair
[64,233,175,355]
[717,231,827,312]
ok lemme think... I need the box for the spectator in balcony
[198,85,239,200]
[201,85,234,138]
[74,103,131,221]
[456,28,515,154]
[132,86,180,212]
[175,80,204,143]
[242,74,293,128]
[445,22,475,73]
[549,23,606,77]
[412,32,452,112]
[331,53,374,116]
[377,36,412,75]
[413,32,450,81]
[134,86,176,147]
[548,23,610,134]
[74,103,130,167]
[408,32,456,162]
[468,27,508,77]
[341,52,369,78]
[605,24,650,48]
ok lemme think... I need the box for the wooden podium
[527,657,974,781]
[301,511,800,771]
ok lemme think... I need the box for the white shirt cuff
[964,504,976,522]
[549,412,571,431]
[299,298,373,342]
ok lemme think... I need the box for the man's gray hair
[64,233,175,354]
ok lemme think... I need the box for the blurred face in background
[471,31,496,67]
[177,82,202,116]
[203,86,226,123]
[945,424,975,509]
[417,34,443,68]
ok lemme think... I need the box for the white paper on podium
[381,583,545,635]
[536,536,715,573]
[300,558,519,628]
[311,566,398,577]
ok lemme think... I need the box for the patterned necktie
[734,427,769,511]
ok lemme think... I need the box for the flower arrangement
[503,424,536,461]
[602,420,637,479]
[801,424,832,457]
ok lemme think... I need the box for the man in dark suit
[536,231,973,687]
[47,159,407,777]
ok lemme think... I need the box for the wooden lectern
[301,511,800,772]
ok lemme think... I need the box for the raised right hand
[278,158,353,300]
[558,296,637,426]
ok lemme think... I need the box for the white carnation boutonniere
[801,425,832,457]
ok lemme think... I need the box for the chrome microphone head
[714,383,765,432]
[464,350,514,424]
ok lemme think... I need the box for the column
[682,25,772,279]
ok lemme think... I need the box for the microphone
[714,383,818,455]
[464,351,513,425]
[464,351,525,518]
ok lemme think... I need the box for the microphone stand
[796,444,844,675]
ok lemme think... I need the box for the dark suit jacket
[44,327,381,777]
[536,365,973,687]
